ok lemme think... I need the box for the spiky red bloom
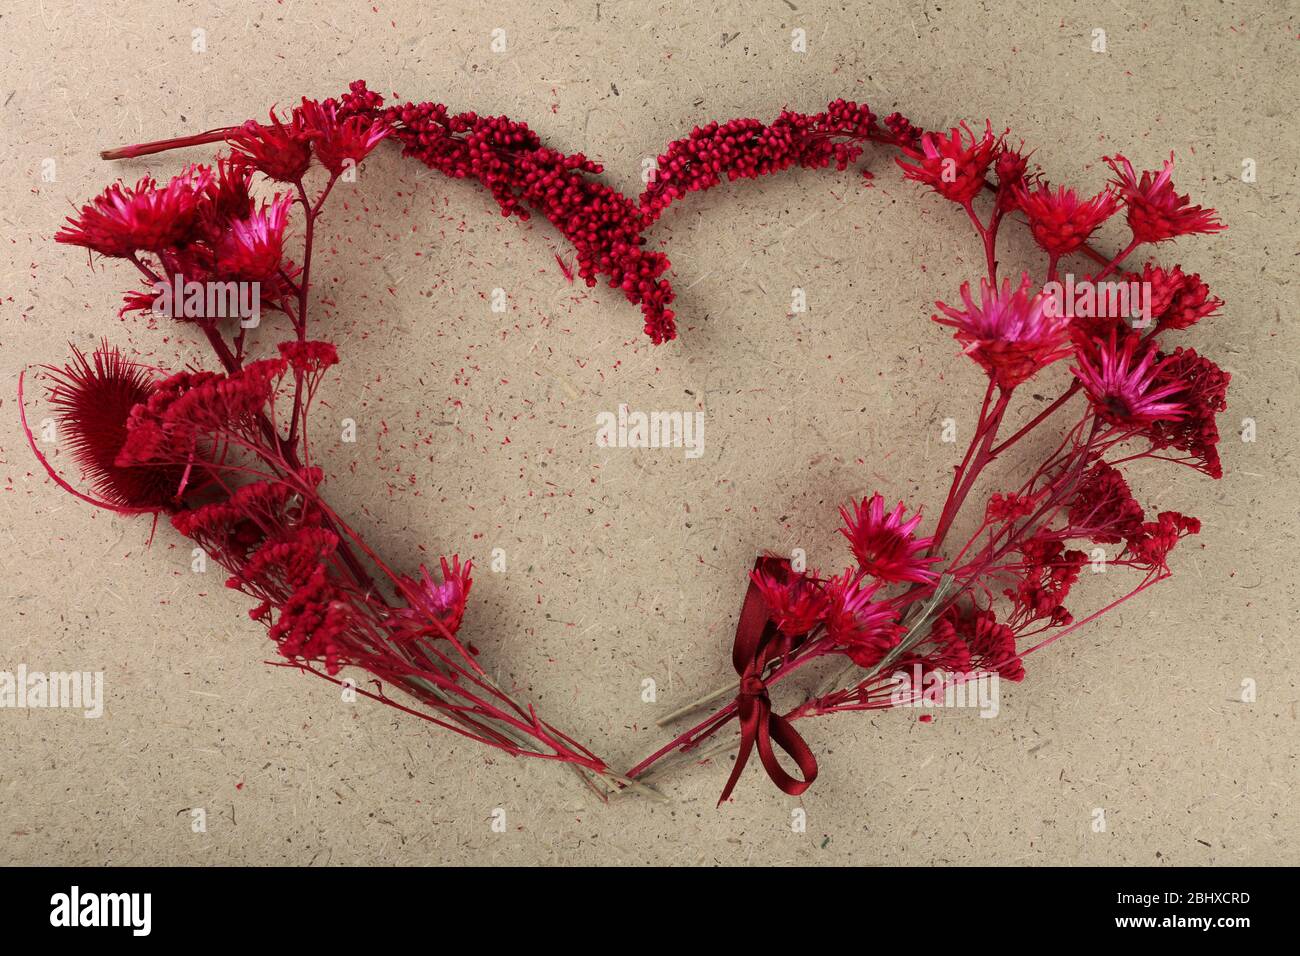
[1104,153,1225,244]
[296,98,390,176]
[993,141,1030,210]
[399,556,474,638]
[896,121,999,204]
[1131,262,1222,331]
[1013,181,1120,255]
[44,345,184,511]
[216,194,292,281]
[228,110,313,182]
[838,493,941,584]
[750,561,830,638]
[823,569,902,668]
[1072,332,1186,426]
[197,156,255,237]
[55,167,213,257]
[934,273,1071,388]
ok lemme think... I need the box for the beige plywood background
[1,0,1296,865]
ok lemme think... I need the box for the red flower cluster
[633,109,1232,800]
[639,99,878,223]
[36,85,615,789]
[923,607,1025,682]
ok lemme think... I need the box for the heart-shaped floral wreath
[25,81,1230,804]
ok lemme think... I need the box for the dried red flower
[750,560,829,638]
[934,273,1071,388]
[1072,332,1186,426]
[1008,536,1085,626]
[896,121,999,204]
[838,493,940,584]
[1068,461,1145,544]
[823,570,902,667]
[216,194,292,282]
[1146,347,1230,478]
[296,98,390,176]
[1014,181,1120,256]
[1105,153,1225,244]
[398,556,474,638]
[1125,511,1201,570]
[44,344,185,511]
[55,167,212,257]
[228,110,313,183]
[1130,262,1222,331]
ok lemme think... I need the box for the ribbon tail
[716,701,761,806]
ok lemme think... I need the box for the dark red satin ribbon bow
[716,557,819,805]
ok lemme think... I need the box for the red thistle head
[296,98,390,176]
[1104,153,1225,244]
[838,493,941,584]
[823,569,902,668]
[1072,332,1186,426]
[228,110,313,183]
[896,121,1000,205]
[399,556,474,638]
[934,273,1071,389]
[216,194,292,282]
[43,344,185,511]
[1013,181,1120,256]
[55,166,213,258]
[750,559,830,639]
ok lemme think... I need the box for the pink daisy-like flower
[216,194,292,282]
[823,569,902,668]
[838,493,941,584]
[934,273,1071,389]
[55,166,214,258]
[1013,181,1120,255]
[1071,332,1186,426]
[399,556,474,638]
[895,121,1000,205]
[296,98,390,176]
[1104,153,1225,244]
[750,560,829,639]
